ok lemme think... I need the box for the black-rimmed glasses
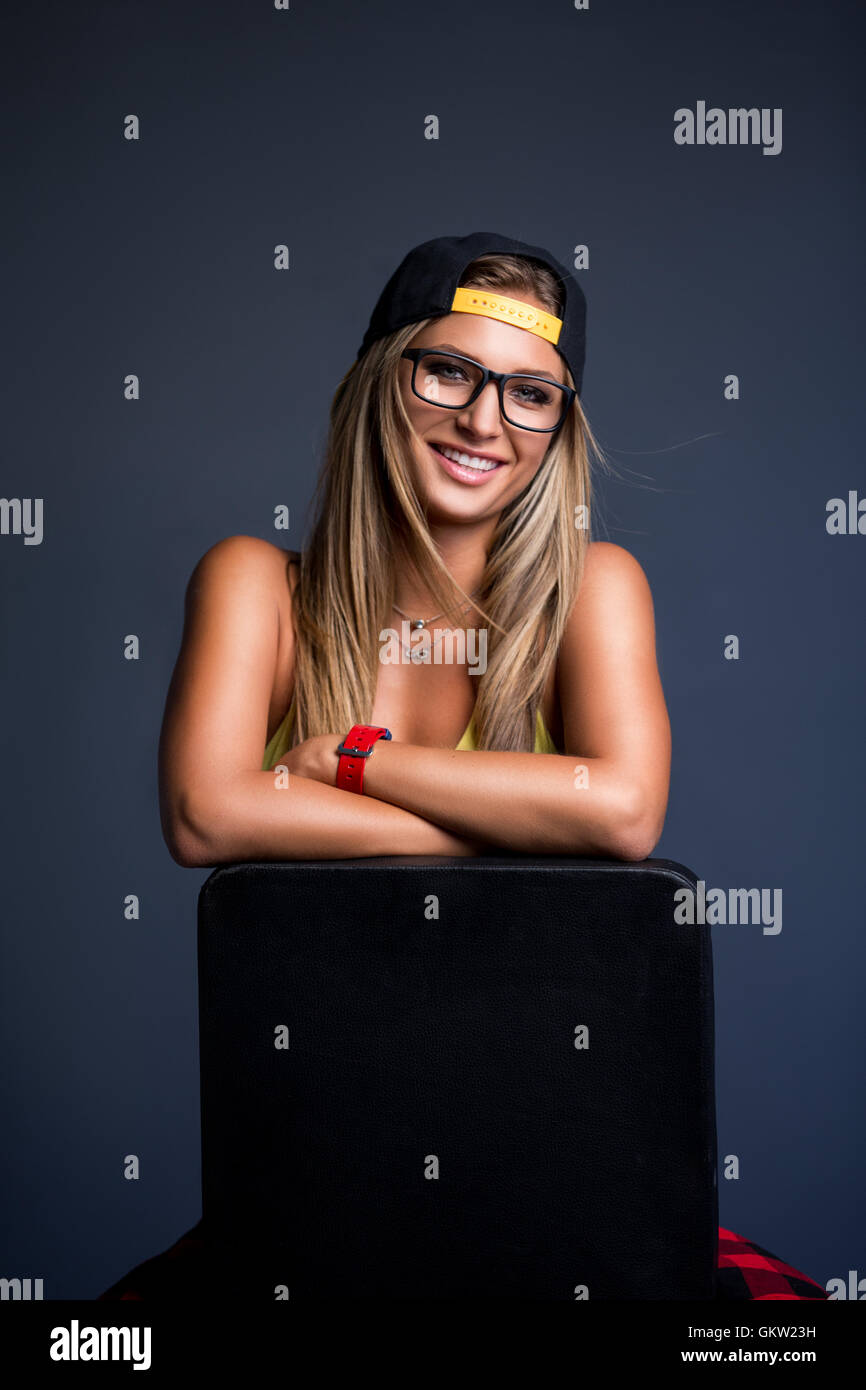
[401,348,575,433]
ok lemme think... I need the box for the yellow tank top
[262,695,558,770]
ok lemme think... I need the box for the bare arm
[187,769,487,865]
[158,535,486,867]
[351,543,672,860]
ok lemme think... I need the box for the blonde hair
[290,252,609,751]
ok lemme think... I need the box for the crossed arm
[289,740,651,858]
[161,538,670,867]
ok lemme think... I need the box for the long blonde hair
[290,252,608,751]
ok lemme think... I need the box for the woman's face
[397,292,567,524]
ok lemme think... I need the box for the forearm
[175,768,487,866]
[360,743,641,857]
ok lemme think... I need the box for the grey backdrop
[2,0,863,1297]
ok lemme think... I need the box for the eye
[507,379,554,407]
[425,356,470,382]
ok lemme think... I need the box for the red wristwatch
[336,723,392,794]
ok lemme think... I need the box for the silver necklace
[391,590,480,663]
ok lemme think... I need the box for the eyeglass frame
[400,347,576,434]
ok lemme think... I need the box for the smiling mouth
[430,442,507,472]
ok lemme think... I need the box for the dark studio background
[1,0,863,1297]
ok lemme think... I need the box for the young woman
[100,232,826,1301]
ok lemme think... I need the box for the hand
[278,734,344,786]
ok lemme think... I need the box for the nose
[455,379,503,436]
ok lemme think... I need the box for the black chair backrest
[198,855,717,1299]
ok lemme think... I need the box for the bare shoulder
[183,534,300,625]
[555,543,670,855]
[562,541,656,638]
[553,542,661,726]
[160,536,300,853]
[579,540,653,595]
[187,533,297,590]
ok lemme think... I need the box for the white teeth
[438,445,500,472]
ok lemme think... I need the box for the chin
[415,467,505,515]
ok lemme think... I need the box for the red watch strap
[336,724,392,794]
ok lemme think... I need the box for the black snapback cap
[356,230,587,395]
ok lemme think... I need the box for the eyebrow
[427,342,562,383]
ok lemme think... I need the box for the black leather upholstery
[198,856,718,1299]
